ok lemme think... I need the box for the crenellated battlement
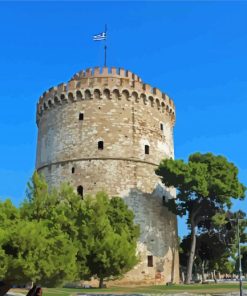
[36,67,176,125]
[70,66,142,82]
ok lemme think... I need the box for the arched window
[85,89,91,100]
[122,90,130,100]
[76,90,82,100]
[141,94,147,105]
[103,89,110,99]
[145,145,149,155]
[54,96,60,105]
[98,141,104,150]
[72,167,75,174]
[94,89,101,99]
[68,92,74,101]
[149,96,154,107]
[112,89,120,100]
[161,102,165,112]
[77,185,83,198]
[156,98,160,109]
[132,91,138,102]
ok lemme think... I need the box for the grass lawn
[12,283,247,295]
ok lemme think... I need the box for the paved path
[77,292,247,296]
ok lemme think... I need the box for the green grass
[13,283,247,296]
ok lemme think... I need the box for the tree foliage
[83,193,139,287]
[156,152,246,283]
[0,200,78,296]
[239,246,247,274]
[2,220,78,285]
[180,209,247,282]
[0,172,139,294]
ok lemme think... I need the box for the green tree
[0,199,78,296]
[21,174,93,281]
[107,196,140,244]
[83,192,139,287]
[206,211,247,280]
[156,152,246,284]
[1,173,139,293]
[180,229,235,283]
[0,199,20,295]
[21,173,139,289]
[240,246,247,274]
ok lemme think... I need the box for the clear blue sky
[0,2,246,237]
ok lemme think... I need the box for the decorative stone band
[36,67,176,126]
[37,157,159,172]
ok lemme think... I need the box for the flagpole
[104,24,107,67]
[104,45,107,67]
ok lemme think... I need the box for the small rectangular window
[79,113,84,121]
[160,123,163,131]
[147,255,153,267]
[145,145,149,155]
[98,141,104,150]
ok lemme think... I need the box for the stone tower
[36,66,179,284]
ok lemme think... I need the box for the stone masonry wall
[36,67,179,284]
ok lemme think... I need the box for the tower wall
[36,67,179,284]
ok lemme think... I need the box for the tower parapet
[36,66,175,126]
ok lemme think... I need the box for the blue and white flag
[93,32,106,41]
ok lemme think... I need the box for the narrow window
[147,255,153,267]
[79,113,84,121]
[162,196,166,205]
[77,185,83,198]
[160,123,163,131]
[145,145,149,155]
[72,167,75,174]
[98,141,104,150]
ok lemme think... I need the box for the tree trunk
[99,277,104,288]
[185,224,197,284]
[181,271,185,283]
[0,282,12,296]
[26,284,37,296]
[213,270,217,283]
[201,260,205,282]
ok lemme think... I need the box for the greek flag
[93,32,106,41]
